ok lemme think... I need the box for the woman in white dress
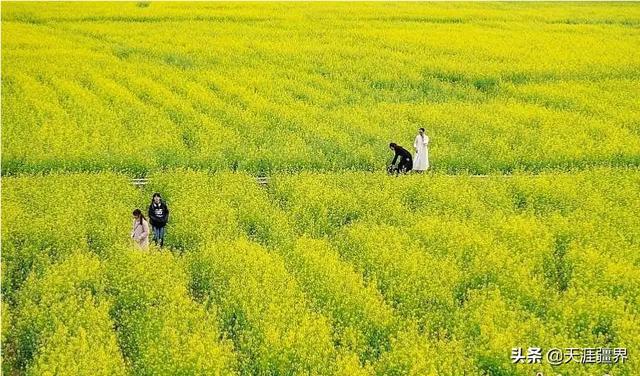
[413,127,429,172]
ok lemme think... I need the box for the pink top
[131,217,150,249]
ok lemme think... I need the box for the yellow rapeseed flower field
[3,169,639,374]
[1,2,639,375]
[2,2,639,174]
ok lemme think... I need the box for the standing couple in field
[388,127,430,175]
[131,192,170,250]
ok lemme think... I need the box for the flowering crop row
[188,240,370,375]
[8,252,127,375]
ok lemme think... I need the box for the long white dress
[413,134,429,171]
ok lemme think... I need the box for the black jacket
[391,145,412,165]
[148,201,169,228]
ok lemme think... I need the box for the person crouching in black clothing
[148,192,169,247]
[388,143,413,175]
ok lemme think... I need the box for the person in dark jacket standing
[148,192,169,247]
[388,142,413,175]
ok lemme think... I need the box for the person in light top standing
[131,209,150,250]
[148,192,169,247]
[413,127,429,172]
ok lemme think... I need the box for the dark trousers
[389,158,413,175]
[152,225,166,246]
[399,158,413,173]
